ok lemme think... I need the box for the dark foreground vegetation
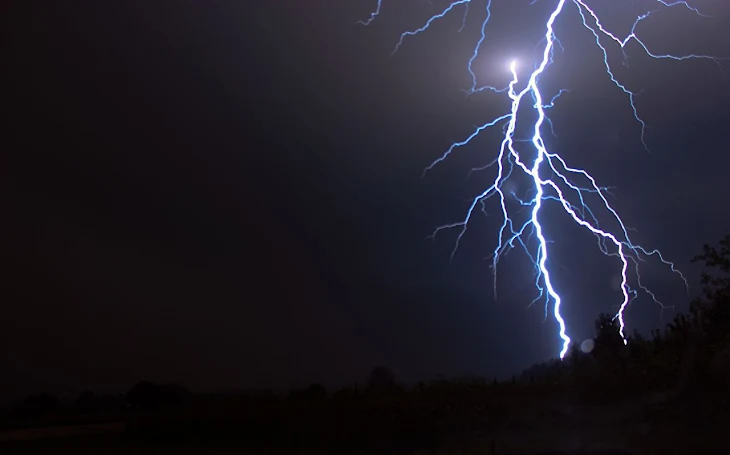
[3,236,730,454]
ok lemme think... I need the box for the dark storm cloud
[3,0,730,398]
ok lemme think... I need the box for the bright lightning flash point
[361,0,721,359]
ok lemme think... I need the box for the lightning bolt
[361,0,721,359]
[357,0,382,25]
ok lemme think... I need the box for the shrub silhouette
[126,381,191,409]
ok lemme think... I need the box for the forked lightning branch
[360,0,722,358]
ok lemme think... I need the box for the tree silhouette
[693,235,730,347]
[13,392,59,417]
[126,381,191,409]
[368,366,395,389]
[591,312,626,379]
[76,390,99,413]
[691,235,730,395]
[306,383,327,400]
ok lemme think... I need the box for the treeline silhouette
[123,235,730,450]
[519,235,730,408]
[4,236,730,450]
[123,369,512,450]
[3,382,191,429]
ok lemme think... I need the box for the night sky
[3,1,730,400]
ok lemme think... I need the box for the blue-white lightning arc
[361,0,720,359]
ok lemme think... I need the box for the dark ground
[1,391,729,455]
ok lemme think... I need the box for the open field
[1,397,728,455]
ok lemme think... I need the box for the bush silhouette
[126,381,191,409]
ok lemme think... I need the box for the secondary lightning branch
[361,0,719,358]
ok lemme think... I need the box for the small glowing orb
[580,338,595,353]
